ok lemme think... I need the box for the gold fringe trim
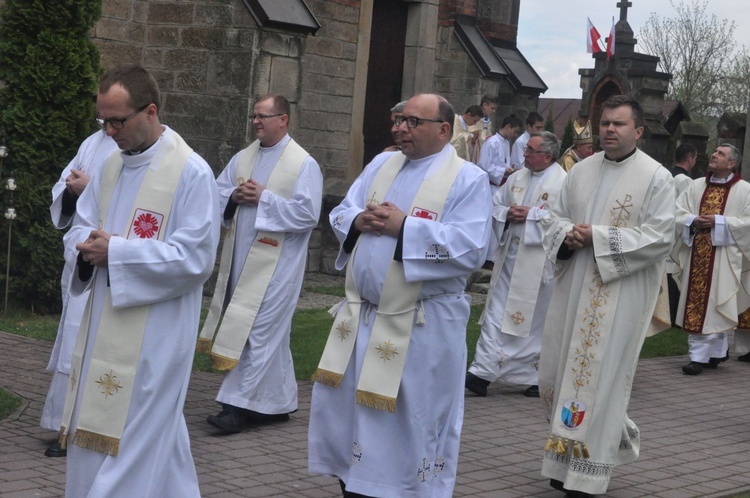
[210,352,238,371]
[355,390,396,413]
[196,337,213,354]
[69,429,120,456]
[555,437,565,454]
[310,368,344,388]
[581,442,590,459]
[543,435,555,452]
[58,427,67,450]
[573,441,581,458]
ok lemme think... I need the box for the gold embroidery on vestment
[510,311,525,325]
[95,370,122,398]
[336,320,352,341]
[375,340,399,362]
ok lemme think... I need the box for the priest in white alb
[539,95,675,497]
[672,143,750,375]
[60,65,219,498]
[41,129,117,458]
[308,94,492,498]
[466,131,566,399]
[199,94,322,433]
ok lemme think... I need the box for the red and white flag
[606,17,616,60]
[586,17,604,54]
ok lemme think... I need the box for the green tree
[544,110,555,134]
[0,1,102,312]
[638,0,748,118]
[561,119,574,152]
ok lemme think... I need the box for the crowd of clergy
[38,63,750,498]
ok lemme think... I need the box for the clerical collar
[709,172,734,184]
[126,138,159,156]
[259,134,290,151]
[604,148,637,162]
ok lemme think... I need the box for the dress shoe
[682,361,707,375]
[245,409,292,425]
[549,479,594,497]
[465,372,489,397]
[524,385,540,398]
[481,260,495,271]
[707,350,729,368]
[738,352,750,362]
[44,440,67,458]
[207,406,247,433]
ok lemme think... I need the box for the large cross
[617,0,632,22]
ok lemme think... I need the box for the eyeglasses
[524,145,545,154]
[95,104,149,130]
[250,113,285,121]
[394,115,445,129]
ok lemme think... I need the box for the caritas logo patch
[128,209,164,239]
[411,207,437,220]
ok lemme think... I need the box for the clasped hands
[354,202,407,237]
[507,204,530,223]
[691,215,715,230]
[564,224,593,251]
[76,229,113,267]
[232,179,265,206]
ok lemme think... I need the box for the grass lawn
[0,303,690,380]
[0,387,22,420]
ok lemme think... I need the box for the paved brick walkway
[1,329,749,497]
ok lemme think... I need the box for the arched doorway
[589,77,624,147]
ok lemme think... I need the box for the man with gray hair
[384,100,408,151]
[467,131,567,398]
[672,143,750,374]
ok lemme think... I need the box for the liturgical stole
[312,148,464,412]
[60,132,192,456]
[197,139,308,370]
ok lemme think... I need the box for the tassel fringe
[355,389,396,413]
[581,442,590,459]
[58,427,68,450]
[547,434,591,460]
[310,368,343,388]
[543,435,555,452]
[69,429,120,456]
[555,437,565,454]
[196,337,212,354]
[210,352,238,371]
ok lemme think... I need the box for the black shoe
[481,260,495,271]
[550,479,594,497]
[465,372,489,397]
[44,440,67,458]
[524,385,540,398]
[207,407,246,433]
[707,349,729,369]
[738,352,750,362]
[682,361,706,375]
[245,410,292,424]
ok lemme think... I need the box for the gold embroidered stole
[545,155,659,459]
[486,166,564,337]
[60,133,192,456]
[197,139,308,370]
[681,179,737,333]
[312,149,465,412]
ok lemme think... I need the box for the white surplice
[308,145,492,498]
[214,134,322,415]
[63,126,220,498]
[539,150,675,495]
[510,130,530,169]
[672,175,750,360]
[470,164,566,386]
[41,130,118,431]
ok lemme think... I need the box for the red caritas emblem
[411,207,438,220]
[133,212,160,238]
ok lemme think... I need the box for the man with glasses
[200,94,322,433]
[41,129,118,458]
[61,64,220,497]
[467,131,566,399]
[672,144,750,374]
[539,95,675,497]
[308,93,491,497]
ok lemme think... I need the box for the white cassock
[64,126,220,498]
[215,134,322,415]
[672,175,750,360]
[510,130,530,170]
[539,150,675,495]
[41,130,118,431]
[470,164,566,386]
[477,133,511,261]
[308,145,492,498]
